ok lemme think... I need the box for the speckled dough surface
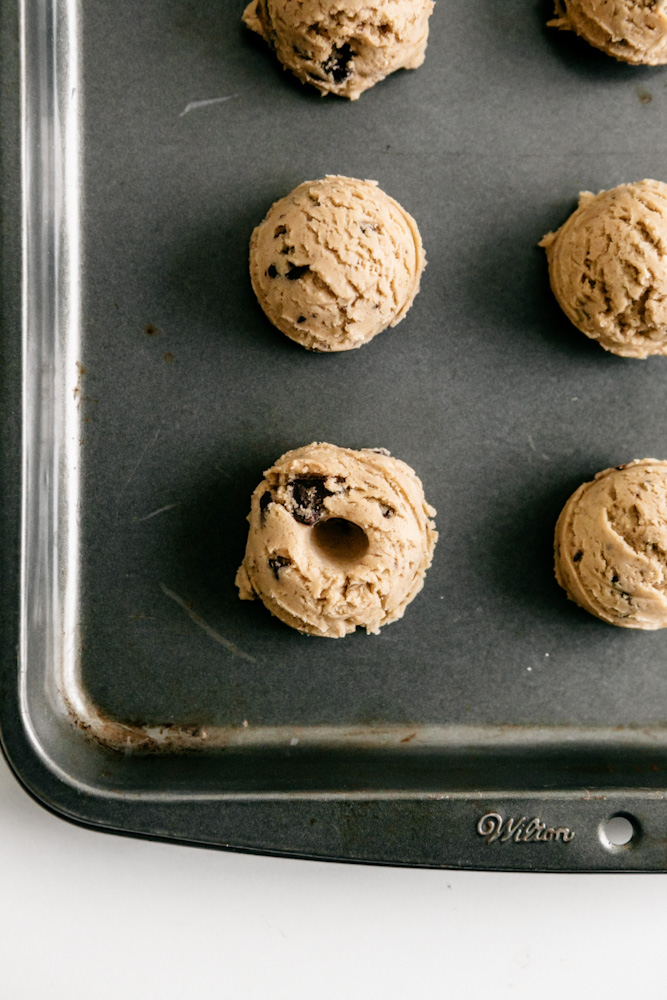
[554,459,667,629]
[243,0,435,99]
[236,442,438,638]
[548,0,667,64]
[249,175,425,352]
[540,180,667,358]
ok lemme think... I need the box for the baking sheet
[2,0,667,870]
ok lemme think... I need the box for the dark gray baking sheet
[3,0,667,870]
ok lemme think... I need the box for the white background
[1,750,665,998]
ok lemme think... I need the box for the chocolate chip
[611,573,619,584]
[297,316,306,324]
[573,550,583,562]
[322,42,355,83]
[288,476,334,526]
[259,491,273,518]
[268,555,291,579]
[286,263,310,281]
[267,264,278,278]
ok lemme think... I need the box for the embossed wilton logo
[477,813,575,845]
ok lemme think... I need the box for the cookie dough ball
[236,442,437,637]
[548,0,667,65]
[243,0,435,100]
[555,459,667,629]
[540,180,667,358]
[249,175,425,353]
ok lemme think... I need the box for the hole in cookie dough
[312,518,369,564]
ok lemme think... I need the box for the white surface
[0,748,665,999]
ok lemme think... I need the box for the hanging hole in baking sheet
[600,813,639,850]
[312,518,369,564]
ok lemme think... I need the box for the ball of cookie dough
[540,180,667,358]
[548,0,667,65]
[236,442,438,637]
[554,459,667,629]
[249,175,425,353]
[242,0,435,100]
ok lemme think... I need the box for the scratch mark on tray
[179,95,238,117]
[135,502,181,523]
[117,429,161,506]
[160,583,257,664]
[527,434,549,461]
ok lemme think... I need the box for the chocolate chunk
[286,263,310,281]
[268,555,291,579]
[259,491,273,518]
[322,42,355,83]
[267,264,278,278]
[288,476,334,525]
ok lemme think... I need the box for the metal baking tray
[3,0,667,871]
